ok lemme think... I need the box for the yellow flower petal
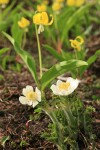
[37,4,47,12]
[18,17,30,28]
[52,2,62,11]
[69,39,81,51]
[0,0,9,4]
[75,36,84,45]
[67,0,85,7]
[33,12,53,26]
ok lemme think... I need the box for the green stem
[22,31,26,49]
[0,6,2,22]
[35,25,42,78]
[43,106,66,150]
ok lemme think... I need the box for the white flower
[19,85,41,108]
[50,77,80,96]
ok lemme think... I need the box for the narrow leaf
[0,48,10,55]
[41,60,88,90]
[3,32,39,86]
[43,44,64,61]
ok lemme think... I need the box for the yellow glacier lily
[67,0,85,7]
[0,0,9,4]
[37,4,47,12]
[70,36,84,51]
[52,2,63,12]
[33,12,53,34]
[18,17,30,28]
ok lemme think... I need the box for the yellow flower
[0,0,9,4]
[18,17,30,28]
[33,12,53,34]
[37,4,47,12]
[75,36,84,44]
[52,2,63,12]
[70,36,84,51]
[67,0,85,7]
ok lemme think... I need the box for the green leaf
[3,32,39,86]
[43,44,65,61]
[0,48,9,55]
[1,136,10,147]
[11,14,23,46]
[61,3,93,42]
[80,49,100,75]
[87,50,100,66]
[41,60,88,90]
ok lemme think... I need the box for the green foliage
[42,96,95,149]
[44,44,100,77]
[11,14,24,46]
[0,48,10,70]
[61,3,93,43]
[80,49,100,76]
[41,60,88,90]
[0,48,9,55]
[3,32,39,86]
[0,136,10,147]
[0,1,23,32]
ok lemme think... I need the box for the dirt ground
[0,33,100,150]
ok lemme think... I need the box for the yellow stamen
[26,91,37,101]
[59,82,70,90]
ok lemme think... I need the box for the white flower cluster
[19,77,80,108]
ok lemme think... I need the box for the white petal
[50,84,59,95]
[35,87,41,102]
[26,85,33,91]
[66,77,75,83]
[56,80,62,86]
[70,79,80,89]
[27,101,33,106]
[32,100,39,108]
[19,96,28,105]
[22,85,33,96]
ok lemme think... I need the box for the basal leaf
[43,44,64,61]
[3,32,39,86]
[41,60,88,90]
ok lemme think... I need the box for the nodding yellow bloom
[18,17,30,28]
[52,2,63,12]
[37,4,47,12]
[75,36,84,44]
[70,36,84,51]
[33,12,53,34]
[67,0,85,7]
[0,0,9,4]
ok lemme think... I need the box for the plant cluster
[0,0,100,149]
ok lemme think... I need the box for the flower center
[58,82,70,90]
[26,91,37,101]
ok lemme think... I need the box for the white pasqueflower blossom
[19,85,41,108]
[50,77,80,96]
